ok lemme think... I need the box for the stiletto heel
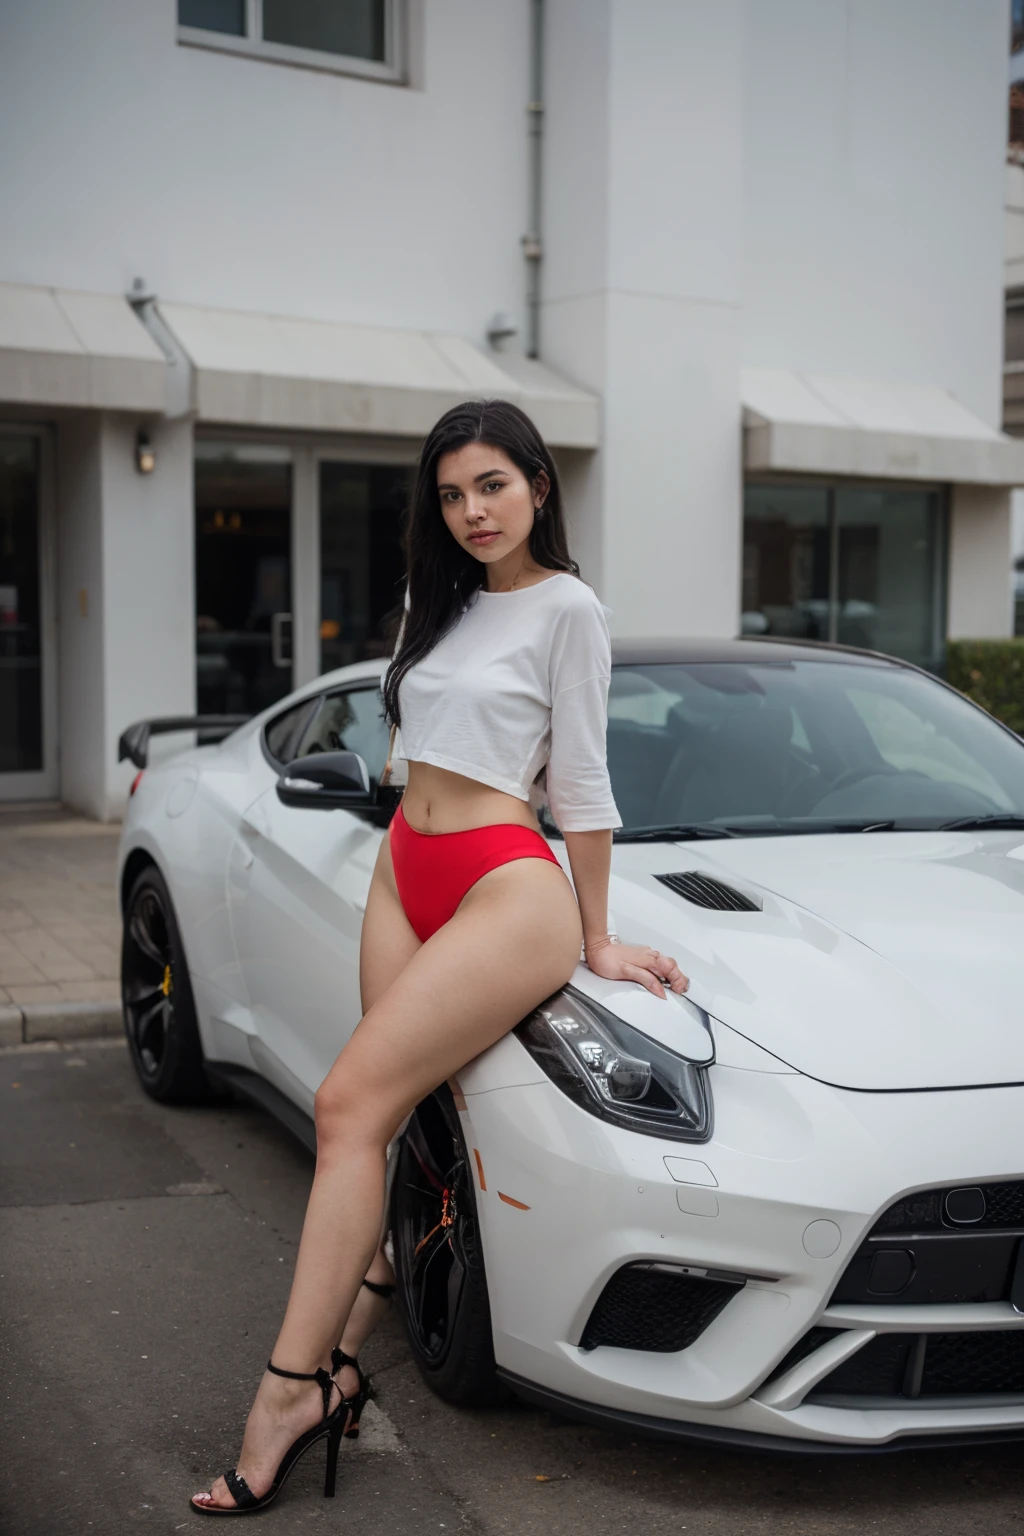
[323,1416,343,1498]
[331,1347,374,1439]
[190,1361,342,1516]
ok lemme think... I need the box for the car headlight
[515,986,713,1142]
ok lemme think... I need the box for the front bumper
[459,1052,1024,1447]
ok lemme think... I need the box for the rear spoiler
[118,715,250,770]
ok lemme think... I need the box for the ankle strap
[266,1360,336,1419]
[362,1278,395,1300]
[331,1346,359,1375]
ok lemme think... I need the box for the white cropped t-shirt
[396,573,622,833]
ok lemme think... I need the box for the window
[319,460,408,673]
[1005,291,1024,437]
[264,698,317,765]
[293,686,391,787]
[1012,1,1024,154]
[742,483,946,673]
[178,0,402,81]
[604,660,1024,833]
[195,442,292,719]
[179,0,245,35]
[0,435,43,774]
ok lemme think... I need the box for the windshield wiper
[614,823,740,843]
[938,814,1024,832]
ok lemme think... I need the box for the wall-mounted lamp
[135,431,156,475]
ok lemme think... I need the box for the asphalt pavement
[3,1037,1024,1536]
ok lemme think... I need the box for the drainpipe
[126,276,194,420]
[522,0,544,358]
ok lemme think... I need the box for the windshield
[605,659,1024,835]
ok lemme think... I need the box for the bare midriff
[401,761,540,837]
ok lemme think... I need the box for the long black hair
[383,398,578,727]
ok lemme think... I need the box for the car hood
[605,832,1024,1091]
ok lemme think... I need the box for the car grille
[810,1179,1024,1403]
[654,872,761,912]
[812,1330,1024,1400]
[872,1180,1024,1235]
[831,1180,1024,1307]
[579,1263,742,1353]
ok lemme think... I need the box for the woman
[192,399,688,1515]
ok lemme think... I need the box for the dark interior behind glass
[319,462,407,672]
[742,484,945,673]
[0,436,43,774]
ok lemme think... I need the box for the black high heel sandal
[331,1277,395,1440]
[190,1362,342,1516]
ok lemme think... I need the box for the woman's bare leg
[335,833,417,1398]
[334,1245,396,1395]
[195,855,581,1510]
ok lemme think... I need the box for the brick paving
[0,806,121,1008]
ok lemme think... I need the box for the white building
[0,0,1019,819]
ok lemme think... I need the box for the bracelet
[583,934,619,957]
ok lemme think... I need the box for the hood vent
[655,871,761,913]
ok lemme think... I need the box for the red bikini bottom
[388,803,561,942]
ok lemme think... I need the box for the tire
[121,864,212,1105]
[392,1085,510,1407]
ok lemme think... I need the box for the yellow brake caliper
[161,964,172,998]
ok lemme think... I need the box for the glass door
[195,443,293,716]
[318,460,409,671]
[0,430,56,800]
[743,481,946,671]
[835,488,945,669]
[741,484,831,641]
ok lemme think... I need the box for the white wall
[99,414,195,816]
[948,485,1013,638]
[0,0,531,349]
[57,412,195,818]
[543,0,743,639]
[741,0,1009,427]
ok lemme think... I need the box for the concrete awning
[742,367,1024,486]
[0,283,167,412]
[158,300,599,449]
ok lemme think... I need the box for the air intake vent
[580,1263,742,1353]
[655,871,761,912]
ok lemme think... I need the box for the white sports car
[117,638,1024,1452]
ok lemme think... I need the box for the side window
[264,699,316,765]
[293,687,391,788]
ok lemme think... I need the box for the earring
[534,502,545,519]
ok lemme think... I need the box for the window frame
[293,682,391,782]
[742,475,949,675]
[262,681,389,778]
[261,695,320,770]
[178,0,405,85]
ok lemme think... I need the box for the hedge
[945,638,1024,735]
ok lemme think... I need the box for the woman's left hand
[584,936,689,999]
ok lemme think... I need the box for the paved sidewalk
[0,805,121,1042]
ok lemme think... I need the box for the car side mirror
[276,750,374,810]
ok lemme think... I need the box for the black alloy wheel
[392,1086,509,1407]
[121,864,211,1104]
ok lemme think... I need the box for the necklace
[493,555,530,594]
